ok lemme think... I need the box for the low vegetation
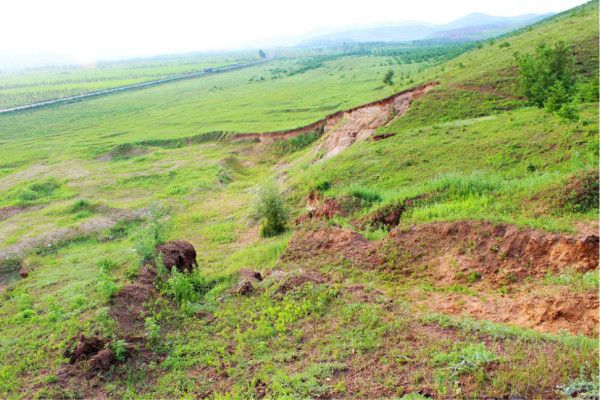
[0,2,597,398]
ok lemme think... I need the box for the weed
[110,339,127,362]
[250,183,289,237]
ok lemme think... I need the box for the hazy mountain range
[295,13,552,46]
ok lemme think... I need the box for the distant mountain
[298,12,552,46]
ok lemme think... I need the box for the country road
[0,58,273,114]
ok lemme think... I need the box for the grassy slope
[378,0,599,132]
[0,3,598,399]
[286,0,599,232]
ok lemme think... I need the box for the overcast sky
[0,0,589,63]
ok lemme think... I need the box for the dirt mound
[156,240,198,273]
[357,195,430,230]
[67,335,107,364]
[557,170,599,212]
[383,221,598,284]
[425,290,599,336]
[266,269,327,295]
[232,269,263,295]
[282,226,383,269]
[89,349,115,372]
[296,196,344,224]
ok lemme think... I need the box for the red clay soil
[424,289,599,336]
[282,221,598,336]
[383,221,598,283]
[281,226,383,269]
[110,265,157,339]
[295,196,344,224]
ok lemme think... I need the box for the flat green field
[0,52,258,109]
[0,2,598,399]
[0,55,428,172]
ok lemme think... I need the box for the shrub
[110,339,127,362]
[97,271,118,302]
[251,183,289,237]
[145,317,161,345]
[432,342,497,377]
[518,41,575,110]
[133,208,169,262]
[383,69,394,86]
[166,268,197,304]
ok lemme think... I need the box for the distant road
[0,58,273,115]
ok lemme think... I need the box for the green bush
[251,183,289,237]
[519,41,575,108]
[133,208,169,262]
[110,339,127,362]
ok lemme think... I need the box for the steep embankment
[230,82,438,159]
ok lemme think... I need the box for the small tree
[383,69,394,86]
[258,49,266,59]
[251,183,289,237]
[518,41,575,108]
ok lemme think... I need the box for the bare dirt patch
[317,82,438,160]
[0,206,29,221]
[423,289,599,336]
[282,226,383,269]
[110,265,157,339]
[228,82,438,160]
[383,221,598,284]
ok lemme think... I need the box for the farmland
[0,1,598,399]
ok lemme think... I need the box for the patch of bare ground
[382,221,598,283]
[316,82,438,160]
[283,220,598,336]
[0,205,34,221]
[422,288,598,336]
[0,207,149,262]
[281,225,383,269]
[381,221,598,336]
[229,82,438,159]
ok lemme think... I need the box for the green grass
[0,2,598,398]
[0,52,259,109]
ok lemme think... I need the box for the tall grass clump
[348,185,383,206]
[273,131,321,155]
[251,183,289,237]
[133,207,170,263]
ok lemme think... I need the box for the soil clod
[156,240,198,273]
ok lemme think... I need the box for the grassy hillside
[379,0,598,132]
[0,2,598,399]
